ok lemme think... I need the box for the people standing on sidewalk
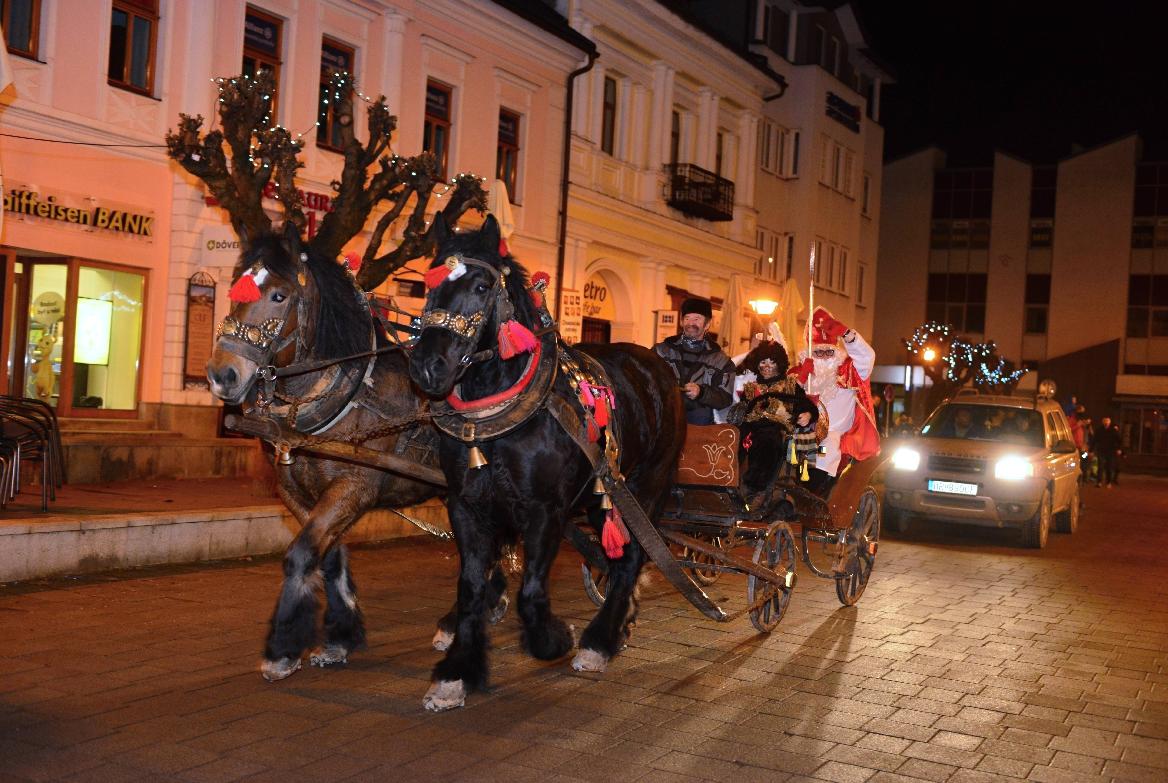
[1094,416,1122,488]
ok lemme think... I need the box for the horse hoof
[488,594,510,625]
[261,657,301,682]
[423,679,466,712]
[309,644,348,667]
[571,648,609,673]
[432,628,454,652]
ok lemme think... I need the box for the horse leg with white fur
[313,544,364,667]
[425,500,495,711]
[261,479,376,681]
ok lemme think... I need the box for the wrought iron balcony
[664,163,735,221]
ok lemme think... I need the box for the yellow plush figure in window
[31,333,58,402]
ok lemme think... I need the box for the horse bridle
[420,253,515,367]
[216,257,307,388]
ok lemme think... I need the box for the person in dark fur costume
[728,341,821,499]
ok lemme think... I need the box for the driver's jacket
[654,335,735,425]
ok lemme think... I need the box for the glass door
[12,256,146,417]
[20,259,69,409]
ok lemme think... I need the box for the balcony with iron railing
[664,163,735,221]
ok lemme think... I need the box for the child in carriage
[726,339,821,504]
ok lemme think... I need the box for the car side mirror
[1054,439,1077,454]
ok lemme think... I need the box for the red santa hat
[809,306,848,348]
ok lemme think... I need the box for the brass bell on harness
[593,476,606,495]
[599,492,613,510]
[467,444,489,470]
[275,442,295,466]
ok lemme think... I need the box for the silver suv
[883,394,1081,548]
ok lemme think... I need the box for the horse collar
[430,332,558,442]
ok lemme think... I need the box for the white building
[559,0,890,356]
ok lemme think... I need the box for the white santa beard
[807,355,844,401]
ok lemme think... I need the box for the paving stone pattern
[1,479,1167,781]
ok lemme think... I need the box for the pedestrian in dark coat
[1094,416,1122,487]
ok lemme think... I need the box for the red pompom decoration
[496,319,538,360]
[229,274,261,303]
[601,507,630,559]
[424,264,452,290]
[531,270,550,289]
[344,252,362,273]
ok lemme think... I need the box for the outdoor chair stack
[0,395,66,511]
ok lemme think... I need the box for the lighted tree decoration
[165,70,487,290]
[974,357,1028,394]
[903,321,1026,403]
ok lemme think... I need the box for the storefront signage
[655,310,678,343]
[184,271,217,389]
[33,291,65,326]
[244,12,280,57]
[204,183,334,237]
[582,274,615,321]
[825,91,861,133]
[4,189,154,237]
[559,288,583,345]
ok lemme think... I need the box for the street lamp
[747,299,779,346]
[922,347,937,363]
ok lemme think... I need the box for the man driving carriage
[789,307,880,494]
[654,298,736,425]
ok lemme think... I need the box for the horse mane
[429,226,541,332]
[242,233,370,360]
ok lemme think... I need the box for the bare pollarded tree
[165,70,487,289]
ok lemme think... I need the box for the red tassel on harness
[602,507,630,559]
[424,264,452,290]
[229,274,261,303]
[593,396,609,428]
[586,418,600,443]
[497,319,538,360]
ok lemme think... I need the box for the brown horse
[206,229,504,681]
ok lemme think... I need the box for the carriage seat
[675,424,740,487]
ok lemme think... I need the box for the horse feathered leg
[517,509,574,661]
[575,505,644,671]
[313,544,365,666]
[433,564,508,651]
[262,479,374,681]
[427,501,491,711]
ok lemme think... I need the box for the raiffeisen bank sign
[3,188,154,238]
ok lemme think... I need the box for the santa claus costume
[789,307,880,481]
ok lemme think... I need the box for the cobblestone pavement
[2,479,1167,782]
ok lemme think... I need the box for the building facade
[559,0,888,357]
[0,0,888,448]
[875,136,1168,470]
[0,0,587,434]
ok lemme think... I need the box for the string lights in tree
[166,69,487,289]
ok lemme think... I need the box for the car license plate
[928,480,978,496]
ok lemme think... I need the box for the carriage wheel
[747,522,797,633]
[682,536,724,586]
[835,488,880,606]
[582,562,608,607]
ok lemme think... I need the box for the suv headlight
[994,456,1034,480]
[892,447,920,471]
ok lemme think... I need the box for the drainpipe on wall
[553,49,598,319]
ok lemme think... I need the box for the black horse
[206,228,505,681]
[408,215,686,711]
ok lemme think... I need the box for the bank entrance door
[5,254,146,417]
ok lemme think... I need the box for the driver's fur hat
[680,297,712,320]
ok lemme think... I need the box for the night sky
[853,2,1168,165]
